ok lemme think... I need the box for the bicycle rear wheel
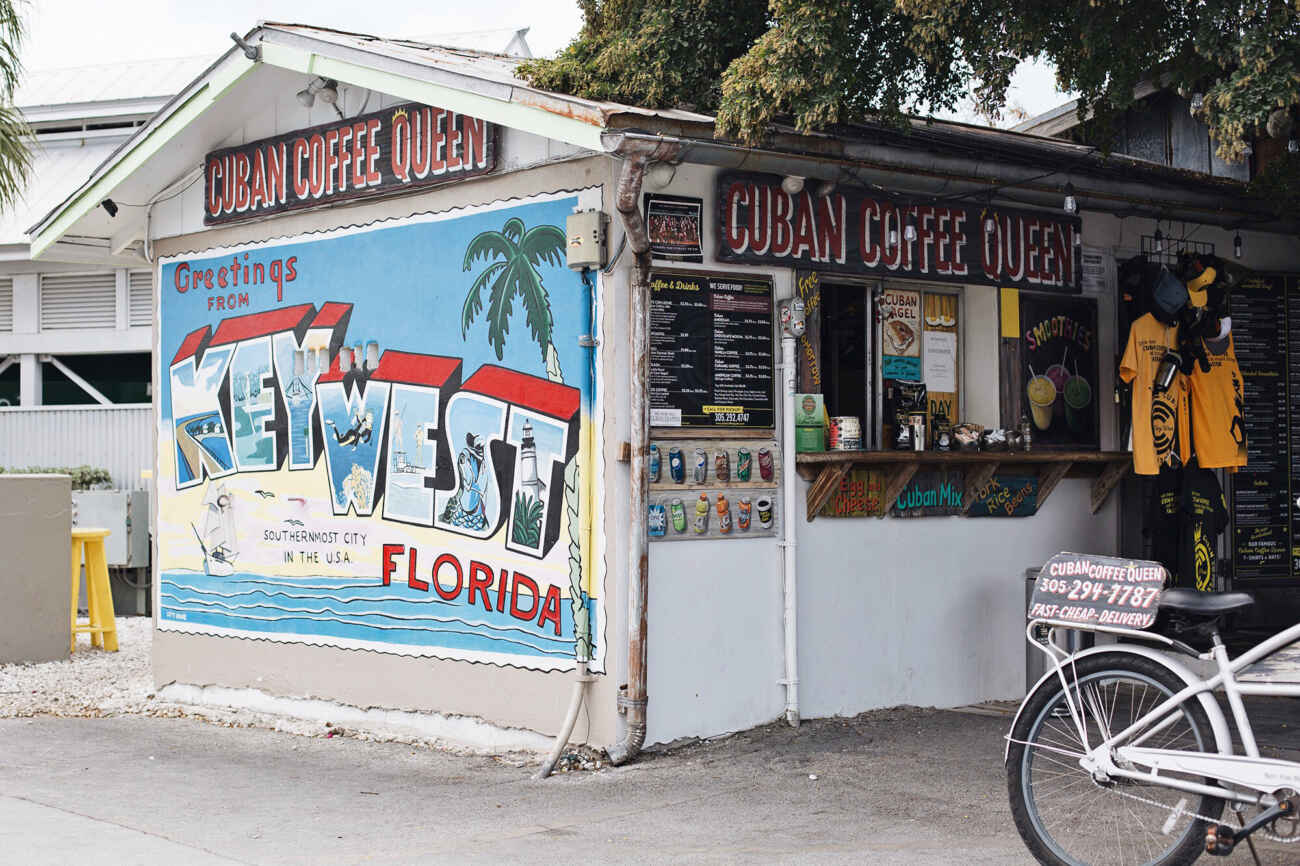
[1007,653,1224,866]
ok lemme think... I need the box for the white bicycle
[1006,552,1300,865]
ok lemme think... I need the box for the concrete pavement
[1,703,1296,864]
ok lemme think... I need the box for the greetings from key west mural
[157,191,604,671]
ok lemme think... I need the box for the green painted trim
[30,56,257,258]
[261,43,605,152]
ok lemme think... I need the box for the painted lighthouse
[520,420,546,500]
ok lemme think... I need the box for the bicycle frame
[1025,617,1300,809]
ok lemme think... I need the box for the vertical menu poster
[922,293,959,433]
[1231,274,1291,581]
[1017,293,1100,449]
[649,270,775,429]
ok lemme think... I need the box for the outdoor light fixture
[781,175,805,195]
[887,225,899,249]
[100,198,118,218]
[296,77,340,109]
[1153,227,1164,253]
[1234,232,1243,259]
[1189,92,1204,115]
[815,179,836,198]
[983,211,996,234]
[1289,137,1299,154]
[1062,182,1077,214]
[903,211,917,243]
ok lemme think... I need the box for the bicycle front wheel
[1007,653,1224,866]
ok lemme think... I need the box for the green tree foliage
[0,0,30,212]
[522,0,1300,176]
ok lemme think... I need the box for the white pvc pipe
[533,661,592,780]
[780,333,800,726]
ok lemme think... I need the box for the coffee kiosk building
[30,23,1300,753]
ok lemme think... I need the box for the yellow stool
[70,528,118,653]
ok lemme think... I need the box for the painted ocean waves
[160,571,578,661]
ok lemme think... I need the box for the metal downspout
[780,333,799,726]
[604,136,682,766]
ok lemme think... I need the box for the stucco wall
[150,153,623,745]
[0,474,71,664]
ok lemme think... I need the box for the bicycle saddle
[1160,588,1254,615]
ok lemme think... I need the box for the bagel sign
[204,102,496,225]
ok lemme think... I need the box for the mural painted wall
[157,191,604,671]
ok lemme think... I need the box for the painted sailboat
[192,483,238,576]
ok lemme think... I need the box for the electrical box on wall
[566,209,607,270]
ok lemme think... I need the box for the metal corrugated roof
[15,56,211,109]
[0,136,126,245]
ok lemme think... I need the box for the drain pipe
[602,134,682,766]
[777,301,803,726]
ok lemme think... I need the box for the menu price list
[649,271,775,428]
[1231,274,1292,580]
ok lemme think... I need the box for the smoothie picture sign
[1018,293,1099,449]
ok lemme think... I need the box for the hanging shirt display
[1148,465,1182,577]
[1188,334,1247,469]
[1180,465,1229,592]
[1121,313,1190,475]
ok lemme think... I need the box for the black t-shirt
[1148,466,1182,579]
[1179,466,1229,592]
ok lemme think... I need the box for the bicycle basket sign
[1028,552,1167,630]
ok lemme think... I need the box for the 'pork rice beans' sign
[716,172,1082,292]
[204,102,496,225]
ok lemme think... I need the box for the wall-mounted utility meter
[566,209,608,270]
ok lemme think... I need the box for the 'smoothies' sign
[717,172,1081,292]
[204,102,496,225]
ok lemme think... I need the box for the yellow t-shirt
[1120,313,1190,475]
[1188,334,1247,469]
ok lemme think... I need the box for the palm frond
[501,217,526,242]
[460,260,507,338]
[519,225,566,269]
[508,257,555,360]
[462,230,514,270]
[484,258,517,361]
[0,104,34,213]
[0,1,24,98]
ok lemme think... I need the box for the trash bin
[1024,568,1089,694]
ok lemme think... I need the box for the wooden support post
[1034,461,1074,512]
[960,461,1001,515]
[1090,460,1131,514]
[805,461,851,521]
[877,463,919,519]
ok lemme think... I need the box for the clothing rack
[1139,236,1216,268]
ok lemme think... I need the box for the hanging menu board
[1014,292,1100,450]
[649,270,775,429]
[1231,274,1294,581]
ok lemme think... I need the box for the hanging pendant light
[1063,182,1077,214]
[1234,232,1243,259]
[1153,227,1164,253]
[903,211,918,243]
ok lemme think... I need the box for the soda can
[714,450,730,483]
[668,447,685,483]
[648,503,667,537]
[757,448,775,481]
[693,493,710,534]
[736,448,752,481]
[692,448,708,483]
[669,498,686,532]
[716,493,732,534]
[738,497,752,530]
[648,444,661,483]
[756,497,774,528]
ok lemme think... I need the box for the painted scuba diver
[326,410,373,449]
[440,432,489,530]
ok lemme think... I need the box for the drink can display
[716,493,732,534]
[757,448,775,481]
[736,448,752,481]
[693,493,710,534]
[738,497,752,530]
[669,498,686,532]
[756,497,774,528]
[693,449,708,483]
[714,450,730,483]
[648,444,661,483]
[648,503,667,537]
[668,447,685,483]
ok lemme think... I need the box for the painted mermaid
[440,432,489,530]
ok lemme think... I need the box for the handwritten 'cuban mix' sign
[716,172,1081,292]
[204,102,496,225]
[1028,552,1167,630]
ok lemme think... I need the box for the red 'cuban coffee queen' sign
[716,172,1081,292]
[204,102,496,225]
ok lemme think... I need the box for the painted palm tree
[461,217,567,383]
